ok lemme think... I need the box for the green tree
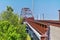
[0,20,27,40]
[1,6,18,26]
[0,6,27,40]
[19,17,24,24]
[7,6,13,12]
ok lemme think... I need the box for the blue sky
[0,0,60,20]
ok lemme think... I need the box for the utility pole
[58,10,60,21]
[32,0,34,14]
[42,13,44,20]
[37,14,38,20]
[40,13,41,20]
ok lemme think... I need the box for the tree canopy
[1,6,18,26]
[0,6,27,40]
[0,20,27,40]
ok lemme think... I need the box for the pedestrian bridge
[24,18,49,40]
[21,8,60,40]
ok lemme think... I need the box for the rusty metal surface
[25,18,60,40]
[36,20,60,27]
[26,19,48,35]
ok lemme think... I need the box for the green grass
[26,34,31,40]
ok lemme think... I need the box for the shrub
[0,21,27,40]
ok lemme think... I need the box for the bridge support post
[41,34,48,40]
[41,37,46,40]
